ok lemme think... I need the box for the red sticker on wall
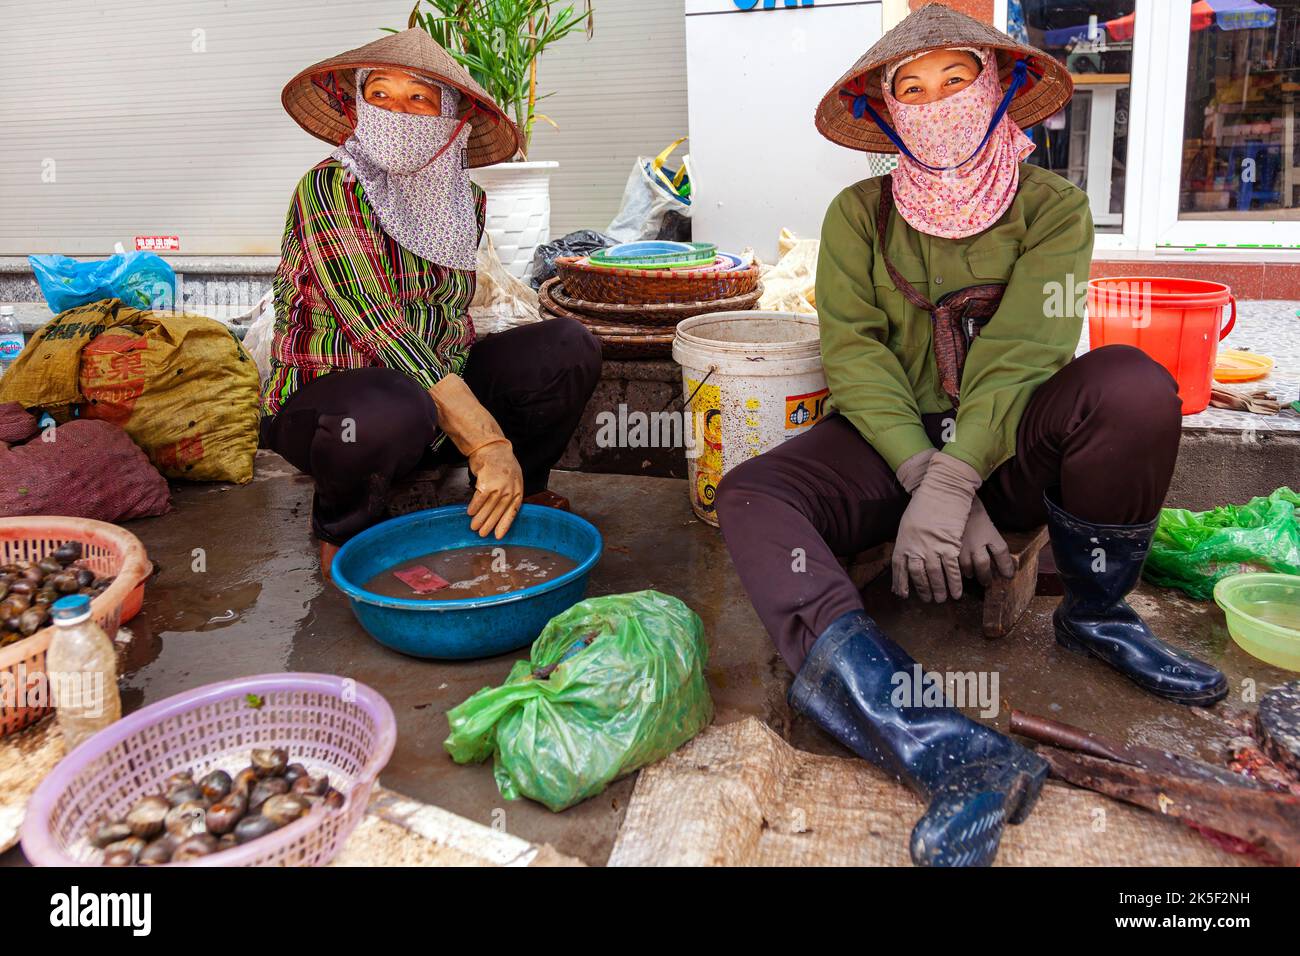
[134,236,181,252]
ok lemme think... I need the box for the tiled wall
[910,0,993,20]
[1091,261,1300,300]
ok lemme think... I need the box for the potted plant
[401,0,594,277]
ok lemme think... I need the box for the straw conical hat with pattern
[815,2,1073,154]
[283,27,521,167]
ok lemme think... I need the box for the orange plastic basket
[0,518,151,738]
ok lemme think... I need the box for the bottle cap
[51,594,93,625]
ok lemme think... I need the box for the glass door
[1014,1,1138,234]
[1179,0,1299,222]
[1152,0,1300,250]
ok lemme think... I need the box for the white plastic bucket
[672,311,829,526]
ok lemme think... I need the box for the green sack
[1144,488,1300,600]
[444,590,713,812]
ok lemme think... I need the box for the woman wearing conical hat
[715,4,1226,867]
[267,29,600,574]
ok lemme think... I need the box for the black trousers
[714,345,1184,673]
[260,317,602,544]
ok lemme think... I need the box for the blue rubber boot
[1045,493,1227,706]
[788,610,1048,867]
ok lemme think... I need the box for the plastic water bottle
[46,594,121,751]
[0,306,23,376]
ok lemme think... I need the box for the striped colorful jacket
[260,158,485,417]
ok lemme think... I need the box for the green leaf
[393,0,593,157]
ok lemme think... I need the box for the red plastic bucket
[1086,276,1236,415]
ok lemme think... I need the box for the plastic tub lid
[1214,349,1274,383]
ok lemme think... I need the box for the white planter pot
[468,160,558,280]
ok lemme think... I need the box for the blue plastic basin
[331,505,603,660]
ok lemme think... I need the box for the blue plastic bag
[28,252,176,313]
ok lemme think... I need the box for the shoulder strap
[875,174,936,313]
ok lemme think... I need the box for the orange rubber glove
[429,374,524,540]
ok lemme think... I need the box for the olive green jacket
[816,164,1094,480]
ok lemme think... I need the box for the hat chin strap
[854,58,1038,172]
[417,107,475,171]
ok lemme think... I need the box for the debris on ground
[608,717,1252,867]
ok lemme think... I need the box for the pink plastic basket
[21,673,396,867]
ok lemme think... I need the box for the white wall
[0,0,418,256]
[0,0,690,256]
[528,0,689,237]
[684,0,884,262]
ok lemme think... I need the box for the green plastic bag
[444,590,713,812]
[1144,488,1300,600]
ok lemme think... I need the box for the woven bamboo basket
[540,307,674,359]
[541,278,762,327]
[555,256,760,305]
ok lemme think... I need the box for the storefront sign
[733,0,814,10]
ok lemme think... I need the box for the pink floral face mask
[881,47,1036,239]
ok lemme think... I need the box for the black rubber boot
[1045,492,1228,706]
[788,610,1048,867]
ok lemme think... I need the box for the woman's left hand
[466,440,524,540]
[428,374,524,540]
[959,498,1016,586]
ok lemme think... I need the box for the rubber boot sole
[1055,623,1229,706]
[908,756,1048,867]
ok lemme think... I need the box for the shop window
[1179,0,1297,220]
[1016,1,1136,234]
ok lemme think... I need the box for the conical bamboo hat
[283,27,521,167]
[815,3,1073,154]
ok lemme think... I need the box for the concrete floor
[7,460,1296,866]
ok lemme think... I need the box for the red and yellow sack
[0,298,259,484]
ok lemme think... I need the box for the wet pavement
[6,459,1295,866]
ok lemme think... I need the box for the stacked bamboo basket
[540,241,762,358]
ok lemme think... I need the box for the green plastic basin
[1213,572,1300,672]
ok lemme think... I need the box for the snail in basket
[88,748,347,865]
[0,541,114,646]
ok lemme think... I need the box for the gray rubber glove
[891,452,981,603]
[960,496,1017,586]
[894,447,936,494]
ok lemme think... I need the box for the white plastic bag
[606,137,693,243]
[238,290,277,384]
[471,233,541,336]
[758,228,819,315]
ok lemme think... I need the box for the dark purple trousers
[715,345,1183,673]
[260,317,602,545]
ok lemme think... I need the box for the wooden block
[842,543,893,591]
[982,525,1049,639]
[841,528,1048,640]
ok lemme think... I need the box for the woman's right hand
[891,452,980,603]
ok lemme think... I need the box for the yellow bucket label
[785,388,829,430]
[688,377,723,518]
